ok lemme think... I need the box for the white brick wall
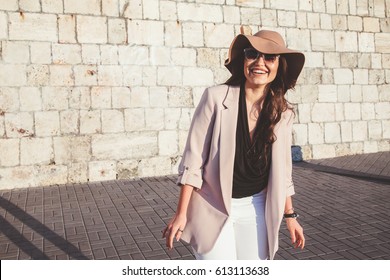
[0,0,389,189]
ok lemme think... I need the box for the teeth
[252,70,266,74]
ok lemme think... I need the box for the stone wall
[0,0,389,189]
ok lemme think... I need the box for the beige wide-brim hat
[224,29,305,86]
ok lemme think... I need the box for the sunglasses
[243,48,280,63]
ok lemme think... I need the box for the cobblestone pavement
[0,152,389,260]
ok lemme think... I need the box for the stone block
[324,122,341,143]
[362,85,379,102]
[60,110,79,135]
[299,0,312,11]
[80,110,101,134]
[130,87,149,107]
[101,110,124,133]
[97,65,123,86]
[172,48,197,67]
[375,102,390,119]
[150,46,171,66]
[334,68,353,84]
[91,87,111,109]
[64,0,101,15]
[335,103,344,121]
[159,130,178,155]
[204,23,234,48]
[0,0,18,10]
[121,0,142,19]
[363,141,378,153]
[81,44,101,64]
[164,22,182,47]
[69,87,91,109]
[286,29,311,51]
[297,103,311,123]
[35,111,60,137]
[324,52,341,68]
[344,103,361,120]
[340,121,352,142]
[362,103,375,120]
[157,66,182,86]
[74,65,98,86]
[372,54,383,69]
[21,137,53,165]
[357,53,371,68]
[0,166,34,189]
[142,66,157,86]
[336,0,349,14]
[335,31,358,52]
[5,112,34,138]
[299,85,318,103]
[312,144,336,159]
[124,108,145,131]
[138,156,172,177]
[112,87,131,108]
[383,120,390,138]
[350,85,363,102]
[149,87,168,108]
[0,65,26,86]
[318,85,337,102]
[358,33,375,52]
[380,18,390,32]
[307,13,320,28]
[128,20,164,46]
[89,161,117,182]
[349,0,357,15]
[177,3,223,22]
[19,87,42,111]
[364,17,380,32]
[277,11,296,27]
[353,69,369,85]
[337,85,350,102]
[368,120,382,140]
[352,121,368,141]
[123,66,143,86]
[164,108,181,130]
[320,14,332,29]
[42,87,69,110]
[332,15,347,30]
[308,123,324,144]
[292,124,308,145]
[52,43,82,65]
[183,67,214,86]
[0,13,7,38]
[0,87,19,113]
[182,22,204,47]
[145,108,165,130]
[9,12,57,42]
[92,132,158,159]
[27,65,50,87]
[270,0,298,10]
[30,42,52,64]
[101,45,119,65]
[118,46,149,66]
[348,16,363,31]
[42,0,64,13]
[375,33,390,53]
[68,162,88,183]
[58,15,76,44]
[2,41,29,63]
[369,70,385,84]
[49,65,74,86]
[160,0,177,20]
[108,18,127,44]
[53,136,91,164]
[224,6,240,24]
[143,0,159,20]
[0,139,19,166]
[335,143,351,157]
[77,16,107,43]
[312,103,335,122]
[240,7,260,25]
[379,85,390,101]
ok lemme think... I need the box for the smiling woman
[163,28,306,260]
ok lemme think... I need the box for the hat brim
[225,34,305,84]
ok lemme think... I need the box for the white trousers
[193,190,268,260]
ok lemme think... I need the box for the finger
[175,229,183,241]
[290,229,296,245]
[168,228,177,249]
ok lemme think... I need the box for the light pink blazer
[177,84,295,260]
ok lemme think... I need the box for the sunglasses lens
[264,54,278,62]
[244,48,259,60]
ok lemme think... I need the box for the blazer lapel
[219,85,240,214]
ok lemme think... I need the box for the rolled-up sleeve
[285,109,295,197]
[176,88,216,189]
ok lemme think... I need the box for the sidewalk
[0,152,389,260]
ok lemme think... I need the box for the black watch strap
[283,212,299,219]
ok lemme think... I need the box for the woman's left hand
[286,218,305,249]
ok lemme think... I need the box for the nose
[254,55,266,65]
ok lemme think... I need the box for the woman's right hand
[162,213,187,250]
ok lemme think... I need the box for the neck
[244,81,266,104]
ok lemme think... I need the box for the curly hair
[225,55,295,172]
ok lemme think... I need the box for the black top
[232,84,271,198]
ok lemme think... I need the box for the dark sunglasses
[243,48,280,63]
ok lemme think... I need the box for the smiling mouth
[251,69,268,75]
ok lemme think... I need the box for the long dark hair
[225,54,295,172]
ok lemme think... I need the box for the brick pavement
[0,152,389,260]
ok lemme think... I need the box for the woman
[163,29,305,260]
